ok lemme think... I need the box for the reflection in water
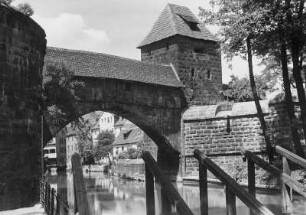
[46,171,306,215]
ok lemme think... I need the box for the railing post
[225,186,236,215]
[282,156,293,215]
[199,164,208,215]
[72,153,91,215]
[51,188,55,215]
[247,158,255,215]
[55,195,60,215]
[161,187,172,215]
[44,182,48,212]
[145,164,155,215]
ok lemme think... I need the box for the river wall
[182,94,302,180]
[141,93,303,183]
[0,5,46,210]
[112,159,145,180]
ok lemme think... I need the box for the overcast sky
[14,0,264,83]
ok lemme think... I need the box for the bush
[118,148,142,159]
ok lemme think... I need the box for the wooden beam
[195,149,275,215]
[72,153,91,215]
[199,164,208,215]
[276,146,306,169]
[145,164,155,215]
[282,157,293,215]
[242,149,306,198]
[226,186,237,215]
[142,151,194,215]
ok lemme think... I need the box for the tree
[43,61,84,131]
[16,3,33,16]
[199,0,274,161]
[0,0,34,16]
[94,130,115,165]
[224,72,279,102]
[200,0,306,159]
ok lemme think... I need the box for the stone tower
[138,4,222,105]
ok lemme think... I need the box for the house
[112,127,144,158]
[91,112,115,145]
[65,127,79,170]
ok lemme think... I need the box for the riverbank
[0,204,45,215]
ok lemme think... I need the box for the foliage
[16,3,33,16]
[0,0,12,5]
[118,147,142,159]
[200,0,306,159]
[224,71,280,102]
[94,130,115,160]
[0,0,34,16]
[43,61,84,130]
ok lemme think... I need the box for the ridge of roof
[137,3,218,48]
[45,47,183,88]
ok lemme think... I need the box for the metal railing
[40,178,70,215]
[142,151,194,215]
[40,153,90,215]
[194,149,275,215]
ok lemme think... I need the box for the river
[46,170,306,215]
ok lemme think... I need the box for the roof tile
[45,47,183,88]
[138,3,218,48]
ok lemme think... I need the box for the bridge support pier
[157,147,181,181]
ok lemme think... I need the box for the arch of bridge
[44,47,188,169]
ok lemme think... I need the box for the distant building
[91,112,115,145]
[56,128,67,169]
[112,127,143,158]
[43,138,57,166]
[65,128,79,170]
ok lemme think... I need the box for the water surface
[46,171,306,215]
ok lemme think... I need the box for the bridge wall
[0,5,46,210]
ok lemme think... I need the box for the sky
[13,0,265,83]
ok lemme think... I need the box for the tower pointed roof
[137,4,218,48]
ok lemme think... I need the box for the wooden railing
[40,178,69,215]
[241,147,306,215]
[71,153,91,215]
[142,151,194,215]
[194,149,275,215]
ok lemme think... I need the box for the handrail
[275,146,306,169]
[71,153,91,215]
[40,178,70,215]
[241,149,306,198]
[142,151,194,215]
[194,149,275,215]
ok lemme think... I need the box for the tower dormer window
[178,14,200,31]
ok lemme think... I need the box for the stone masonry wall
[0,5,46,210]
[182,98,304,179]
[140,35,222,105]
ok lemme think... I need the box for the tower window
[191,68,195,78]
[166,43,169,50]
[207,69,212,80]
[178,14,200,31]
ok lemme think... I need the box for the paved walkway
[0,204,46,215]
